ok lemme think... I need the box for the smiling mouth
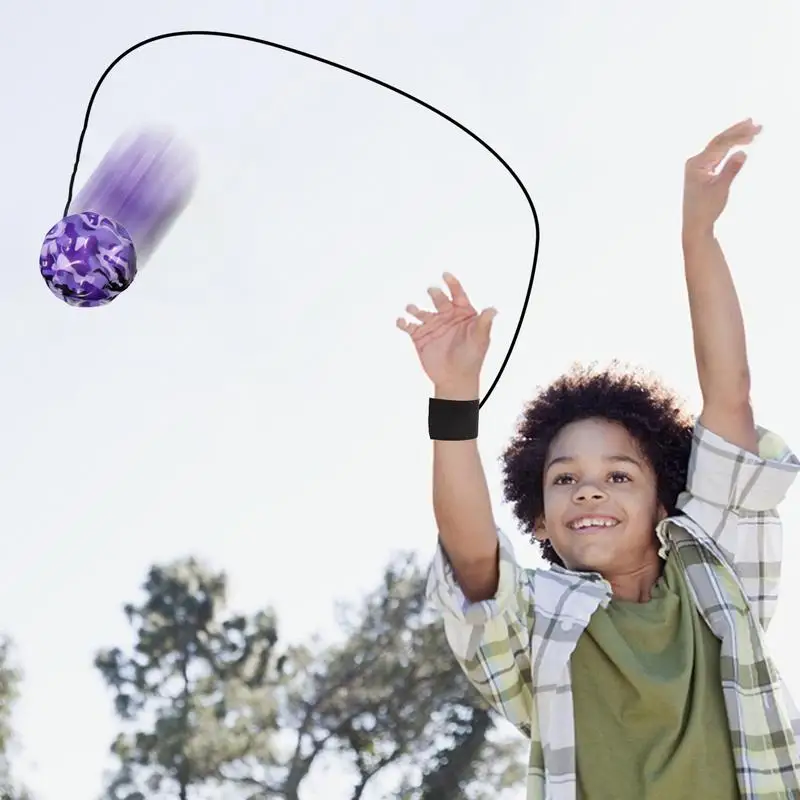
[567,517,620,532]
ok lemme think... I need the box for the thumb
[475,307,498,339]
[718,150,747,186]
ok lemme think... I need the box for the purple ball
[39,212,138,307]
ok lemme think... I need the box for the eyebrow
[545,454,643,471]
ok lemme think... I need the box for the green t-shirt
[570,548,740,799]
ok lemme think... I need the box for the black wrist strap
[428,397,479,441]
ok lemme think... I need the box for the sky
[4,1,800,798]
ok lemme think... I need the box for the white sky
[4,2,800,798]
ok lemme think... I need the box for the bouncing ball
[39,130,196,307]
[40,213,136,308]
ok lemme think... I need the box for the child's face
[536,417,666,574]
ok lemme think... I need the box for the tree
[97,554,525,799]
[0,637,34,800]
[295,553,525,799]
[95,559,285,800]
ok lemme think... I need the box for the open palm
[397,273,497,389]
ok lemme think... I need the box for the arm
[679,121,800,629]
[683,231,757,453]
[426,521,536,738]
[682,119,761,453]
[677,421,800,630]
[432,382,499,603]
[397,275,534,735]
[426,381,535,734]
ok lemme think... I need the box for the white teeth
[570,517,618,530]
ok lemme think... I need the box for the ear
[533,517,548,542]
[656,503,668,524]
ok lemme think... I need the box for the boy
[396,119,800,799]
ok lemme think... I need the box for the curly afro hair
[500,362,694,567]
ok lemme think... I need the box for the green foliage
[0,637,20,759]
[97,553,526,799]
[95,559,284,799]
[0,638,34,800]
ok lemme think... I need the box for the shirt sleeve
[426,527,534,738]
[677,421,800,629]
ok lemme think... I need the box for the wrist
[682,224,716,249]
[434,380,480,401]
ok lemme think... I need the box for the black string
[64,30,539,409]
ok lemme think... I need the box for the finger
[713,118,759,141]
[474,307,498,339]
[708,119,761,150]
[694,119,762,170]
[442,272,472,308]
[427,286,453,312]
[405,303,434,323]
[716,150,748,185]
[396,317,421,335]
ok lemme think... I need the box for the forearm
[432,382,499,602]
[683,230,751,405]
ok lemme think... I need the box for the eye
[609,471,631,483]
[553,473,576,485]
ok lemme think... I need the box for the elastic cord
[62,29,539,409]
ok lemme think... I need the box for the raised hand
[683,118,762,238]
[397,273,497,398]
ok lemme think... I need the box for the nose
[573,482,608,503]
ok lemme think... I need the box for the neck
[606,553,663,602]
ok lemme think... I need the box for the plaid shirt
[426,422,800,799]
